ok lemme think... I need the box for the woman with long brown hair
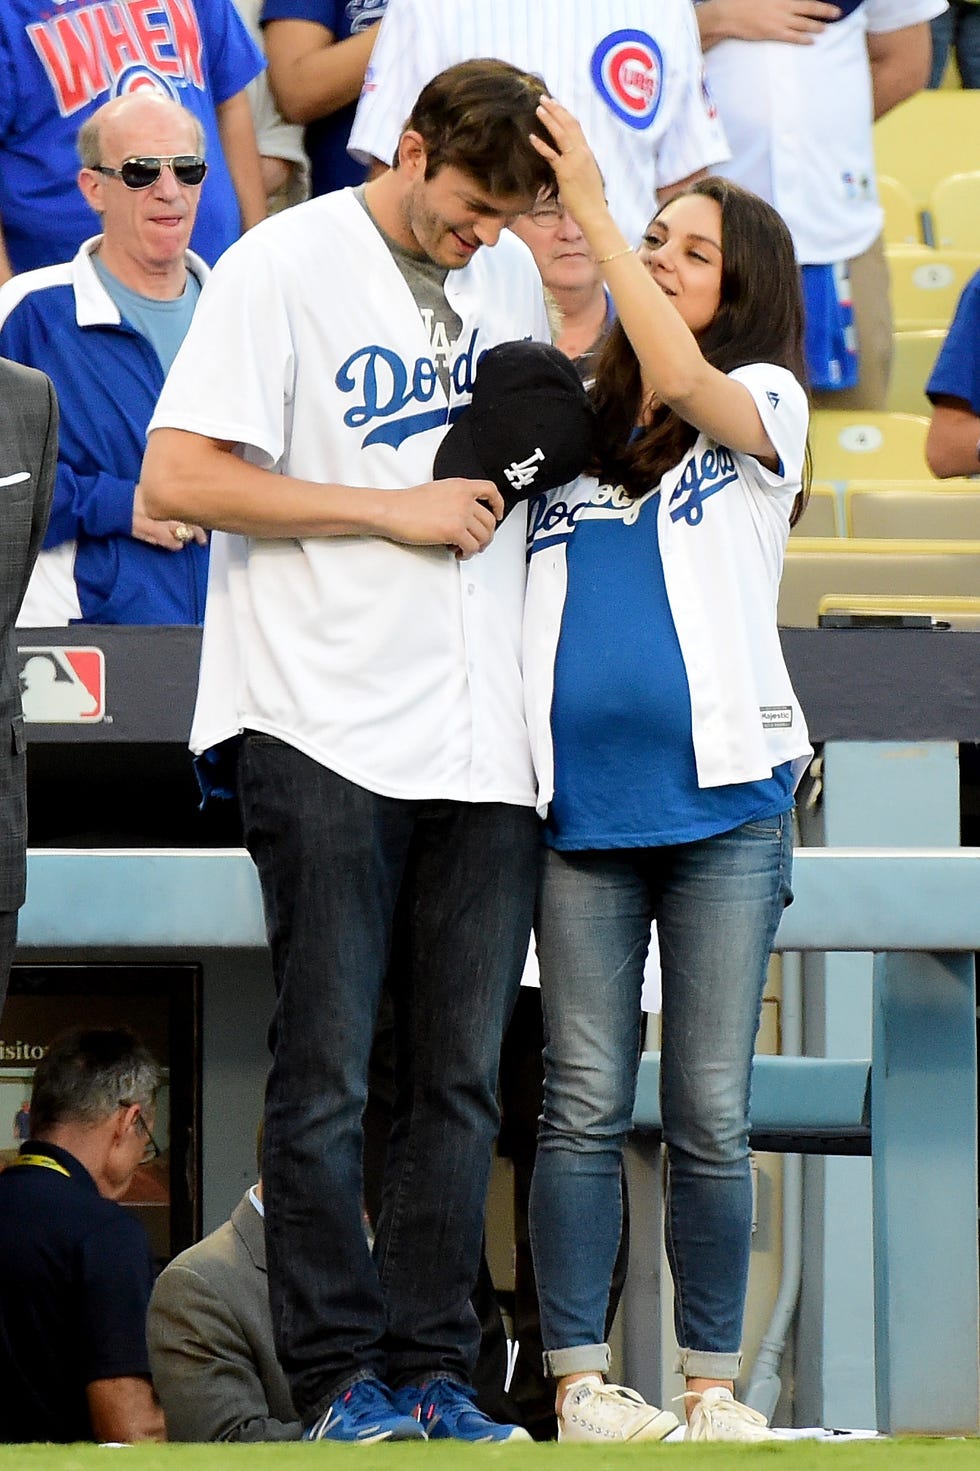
[523,96,812,1444]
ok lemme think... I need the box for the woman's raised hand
[530,95,609,235]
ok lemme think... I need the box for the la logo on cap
[434,340,596,515]
[504,448,546,493]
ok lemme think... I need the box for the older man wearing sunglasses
[0,92,211,626]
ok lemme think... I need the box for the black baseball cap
[434,340,596,515]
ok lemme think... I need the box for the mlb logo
[17,646,105,724]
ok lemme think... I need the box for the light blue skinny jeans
[529,811,794,1382]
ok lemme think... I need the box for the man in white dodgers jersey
[140,60,556,1445]
[349,0,731,247]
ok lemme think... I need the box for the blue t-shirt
[545,479,794,851]
[260,0,387,196]
[92,255,201,374]
[926,267,980,416]
[0,0,265,273]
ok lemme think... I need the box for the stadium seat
[777,537,980,626]
[817,593,980,629]
[792,480,840,537]
[874,89,980,211]
[887,245,980,330]
[930,171,980,251]
[885,329,946,415]
[808,410,930,482]
[844,480,980,538]
[877,174,924,246]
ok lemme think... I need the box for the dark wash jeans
[238,733,540,1422]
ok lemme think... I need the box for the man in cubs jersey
[349,0,730,248]
[141,60,556,1445]
[695,0,946,408]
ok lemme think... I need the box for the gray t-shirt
[92,254,201,375]
[354,184,462,395]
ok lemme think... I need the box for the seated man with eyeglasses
[510,192,615,384]
[0,1025,166,1443]
[0,92,212,626]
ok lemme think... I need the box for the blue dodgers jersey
[534,479,793,850]
[0,0,264,272]
[260,0,386,195]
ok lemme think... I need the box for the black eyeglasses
[134,1109,161,1165]
[524,199,568,228]
[93,154,208,190]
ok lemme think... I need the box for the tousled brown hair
[399,59,558,202]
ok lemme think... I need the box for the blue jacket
[0,238,209,625]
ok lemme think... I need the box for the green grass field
[1,1441,977,1471]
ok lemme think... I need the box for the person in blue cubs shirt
[0,0,267,282]
[0,92,210,626]
[261,0,387,196]
[0,1026,165,1443]
[523,97,812,1444]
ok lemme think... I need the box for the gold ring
[174,523,192,544]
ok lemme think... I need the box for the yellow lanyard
[8,1153,71,1177]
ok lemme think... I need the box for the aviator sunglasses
[93,154,208,190]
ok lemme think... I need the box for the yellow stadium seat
[792,481,839,537]
[877,174,924,247]
[887,245,980,331]
[779,538,980,627]
[817,594,980,630]
[930,172,980,251]
[874,90,980,210]
[808,410,930,482]
[844,480,980,538]
[885,329,946,415]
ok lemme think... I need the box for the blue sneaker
[305,1377,427,1442]
[394,1378,532,1442]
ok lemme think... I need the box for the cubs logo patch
[17,646,105,724]
[591,30,664,131]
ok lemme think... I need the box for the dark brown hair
[400,59,558,201]
[590,176,811,523]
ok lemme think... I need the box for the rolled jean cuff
[674,1347,742,1381]
[305,1368,380,1429]
[543,1343,611,1379]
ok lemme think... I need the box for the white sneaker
[559,1376,680,1443]
[684,1386,778,1442]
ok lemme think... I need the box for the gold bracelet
[596,245,634,264]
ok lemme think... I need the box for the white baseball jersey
[524,363,812,810]
[349,0,730,249]
[149,189,551,804]
[701,0,946,264]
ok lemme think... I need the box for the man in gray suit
[0,355,56,1010]
[147,1170,301,1442]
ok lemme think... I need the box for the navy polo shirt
[0,1140,155,1443]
